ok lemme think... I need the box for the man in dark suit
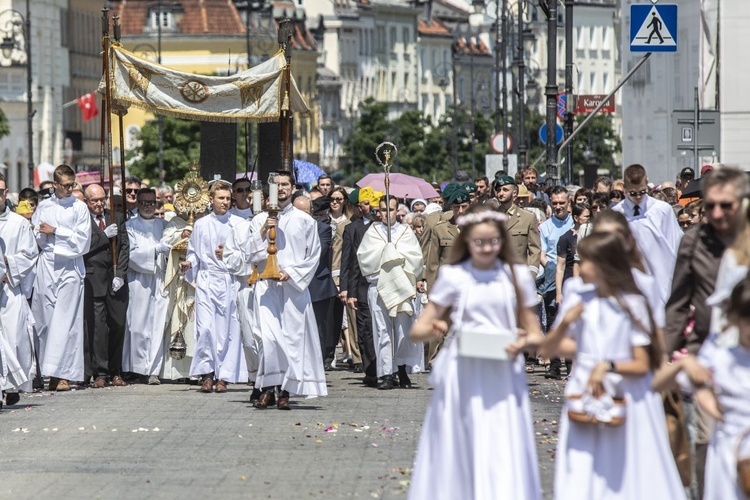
[341,189,380,387]
[83,184,130,388]
[293,195,339,370]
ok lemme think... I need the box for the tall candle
[269,183,278,207]
[252,190,262,213]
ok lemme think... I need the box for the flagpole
[101,8,119,272]
[113,15,128,226]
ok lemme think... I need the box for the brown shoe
[93,377,107,388]
[56,379,71,392]
[254,390,275,409]
[215,380,228,393]
[200,376,214,393]
[277,390,291,410]
[111,375,127,387]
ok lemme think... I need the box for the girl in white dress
[541,231,685,500]
[408,205,544,500]
[694,277,750,499]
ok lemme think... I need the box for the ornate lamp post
[0,0,33,187]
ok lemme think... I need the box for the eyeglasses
[470,237,501,249]
[234,187,251,194]
[330,197,344,203]
[704,201,736,212]
[628,189,648,197]
[138,200,157,207]
[679,220,693,227]
[57,182,77,190]
[125,188,139,194]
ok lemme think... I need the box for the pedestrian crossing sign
[630,3,677,52]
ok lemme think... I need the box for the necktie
[633,205,640,217]
[98,215,106,231]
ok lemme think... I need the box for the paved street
[0,366,564,499]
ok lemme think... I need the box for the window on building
[590,72,596,93]
[590,26,598,49]
[576,27,585,49]
[150,10,173,30]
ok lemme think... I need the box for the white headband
[456,210,509,227]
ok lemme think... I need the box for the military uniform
[504,204,541,278]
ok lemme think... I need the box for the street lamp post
[0,0,33,187]
[500,0,508,170]
[564,0,574,185]
[516,0,526,168]
[543,0,559,183]
[156,0,164,187]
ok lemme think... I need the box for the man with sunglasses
[122,188,172,385]
[123,177,142,219]
[230,178,254,219]
[612,163,682,305]
[663,166,749,497]
[31,164,92,392]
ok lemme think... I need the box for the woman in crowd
[329,186,356,367]
[555,204,591,305]
[609,189,625,207]
[574,187,593,208]
[408,205,544,500]
[541,231,684,500]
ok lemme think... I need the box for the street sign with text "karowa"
[576,94,615,114]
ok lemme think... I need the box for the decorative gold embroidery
[179,80,210,103]
[232,81,264,108]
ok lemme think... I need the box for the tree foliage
[126,116,201,184]
[0,107,10,139]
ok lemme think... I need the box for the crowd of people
[0,160,748,499]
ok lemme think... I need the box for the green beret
[494,175,516,188]
[348,188,360,205]
[462,182,477,193]
[441,183,460,201]
[448,190,471,206]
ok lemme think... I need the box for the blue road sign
[539,123,564,146]
[630,4,678,52]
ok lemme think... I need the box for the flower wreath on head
[456,210,509,228]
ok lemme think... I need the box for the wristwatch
[608,360,616,373]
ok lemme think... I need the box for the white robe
[223,217,261,379]
[185,212,248,383]
[31,194,91,381]
[612,196,682,304]
[245,204,327,397]
[357,222,424,377]
[122,216,169,376]
[0,209,38,391]
[160,216,196,380]
[229,206,253,219]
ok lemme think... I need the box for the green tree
[344,98,391,178]
[0,107,9,139]
[126,116,201,184]
[569,113,622,179]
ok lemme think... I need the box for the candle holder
[259,173,282,280]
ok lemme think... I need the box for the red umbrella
[356,173,439,200]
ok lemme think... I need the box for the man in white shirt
[356,196,424,390]
[180,182,247,392]
[612,163,683,305]
[122,188,171,384]
[31,164,92,391]
[0,173,38,398]
[242,171,325,410]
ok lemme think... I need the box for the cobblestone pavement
[0,365,564,499]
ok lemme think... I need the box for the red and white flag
[77,92,99,122]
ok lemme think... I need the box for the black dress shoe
[249,387,262,403]
[377,375,396,390]
[363,375,379,388]
[4,392,20,406]
[397,366,412,388]
[353,364,364,374]
[254,390,276,409]
[544,367,563,380]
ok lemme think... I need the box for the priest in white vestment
[31,165,92,391]
[243,171,326,410]
[0,181,38,394]
[223,216,262,389]
[160,213,196,380]
[122,188,171,383]
[181,182,248,392]
[357,196,424,390]
[612,164,682,305]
